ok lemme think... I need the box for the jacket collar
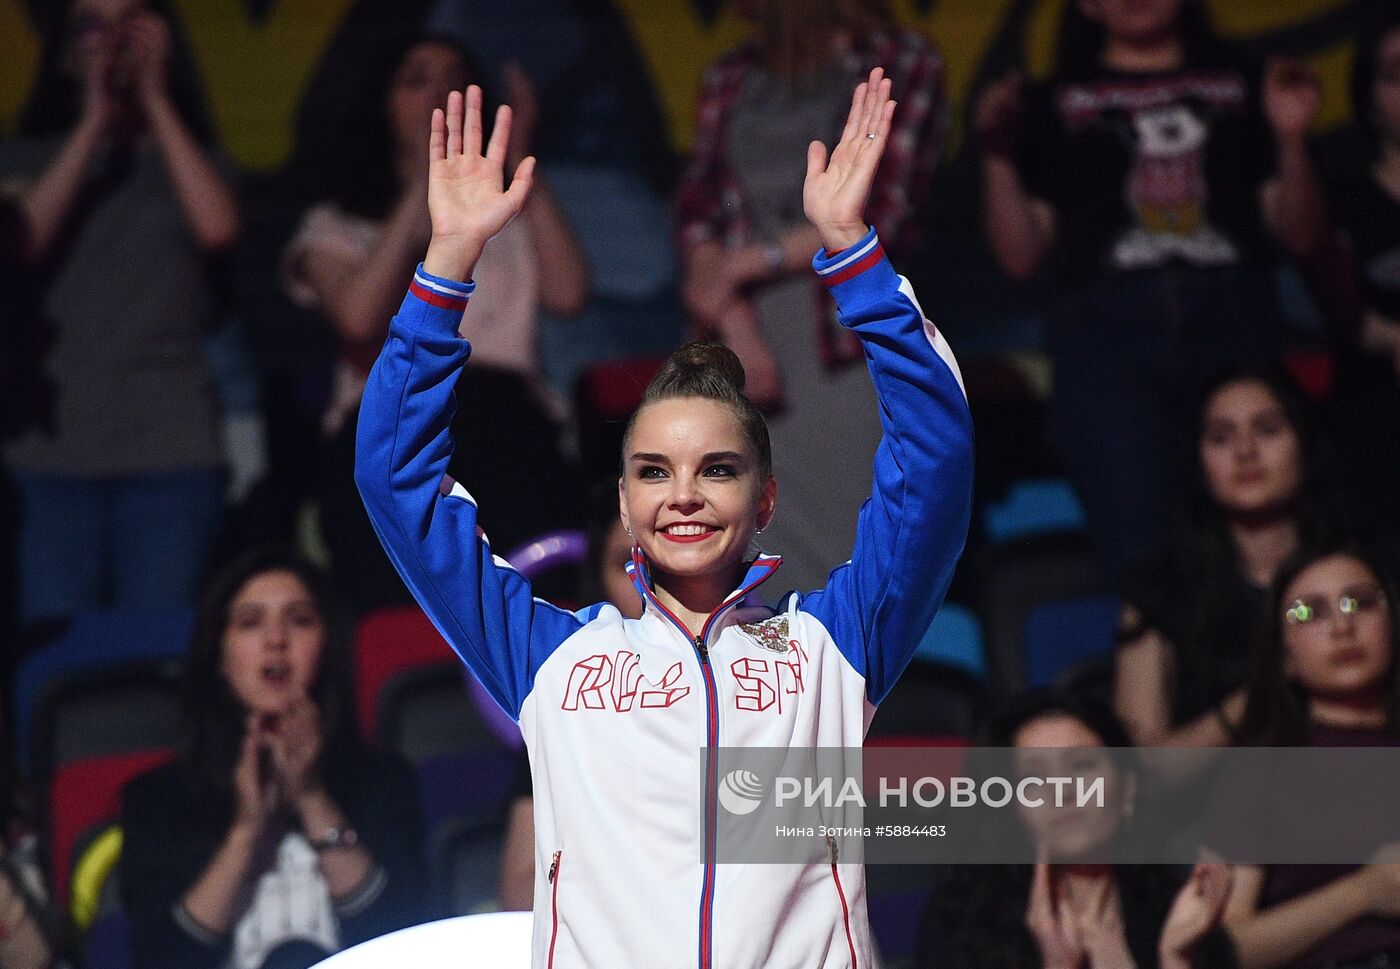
[625,546,782,646]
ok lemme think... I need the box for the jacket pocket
[826,835,857,968]
[547,849,563,969]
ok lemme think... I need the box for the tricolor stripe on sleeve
[816,233,885,288]
[409,268,474,311]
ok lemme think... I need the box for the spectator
[283,34,588,611]
[120,547,427,969]
[916,689,1237,969]
[1114,366,1349,747]
[1221,546,1400,968]
[0,751,54,969]
[675,0,946,592]
[975,0,1328,583]
[1320,11,1400,547]
[0,0,237,626]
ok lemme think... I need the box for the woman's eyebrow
[702,451,746,464]
[628,452,670,465]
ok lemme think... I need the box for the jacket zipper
[827,835,858,968]
[547,849,562,969]
[632,556,779,969]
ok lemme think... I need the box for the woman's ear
[757,475,778,532]
[617,477,631,537]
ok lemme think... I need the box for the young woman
[1114,367,1348,747]
[283,34,589,610]
[355,69,974,967]
[1221,546,1400,968]
[0,0,237,625]
[1320,11,1400,545]
[975,0,1328,583]
[917,689,1237,969]
[120,548,427,969]
[674,0,946,593]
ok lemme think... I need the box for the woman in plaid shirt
[675,0,946,594]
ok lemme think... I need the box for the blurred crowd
[1,0,1399,966]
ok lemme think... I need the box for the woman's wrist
[814,222,868,255]
[423,234,484,283]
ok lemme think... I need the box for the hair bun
[665,341,747,395]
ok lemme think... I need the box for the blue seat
[14,608,192,775]
[1024,595,1120,688]
[912,604,986,680]
[982,478,1086,544]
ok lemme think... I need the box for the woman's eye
[638,466,666,480]
[289,610,319,627]
[704,465,737,478]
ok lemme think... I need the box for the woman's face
[600,517,643,619]
[1013,715,1132,862]
[389,41,470,155]
[619,397,775,593]
[1282,555,1393,702]
[1199,379,1302,518]
[1372,28,1400,146]
[221,569,326,716]
[1079,0,1184,46]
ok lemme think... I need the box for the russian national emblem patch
[738,616,791,653]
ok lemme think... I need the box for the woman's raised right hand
[974,69,1023,158]
[233,716,277,831]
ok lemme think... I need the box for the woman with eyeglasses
[1220,546,1400,968]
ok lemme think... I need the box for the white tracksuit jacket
[355,228,974,968]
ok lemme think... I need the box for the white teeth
[666,524,710,536]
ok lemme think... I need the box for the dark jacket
[120,747,429,969]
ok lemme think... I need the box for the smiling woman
[354,67,973,968]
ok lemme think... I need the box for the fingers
[839,81,868,148]
[430,107,446,161]
[486,104,513,166]
[806,140,828,182]
[504,155,536,211]
[446,89,463,157]
[465,85,483,157]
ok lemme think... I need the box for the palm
[427,87,534,244]
[804,67,895,251]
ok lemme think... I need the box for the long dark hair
[918,689,1183,969]
[180,546,358,814]
[326,32,486,221]
[1236,544,1400,746]
[1350,8,1400,154]
[1130,365,1350,723]
[17,0,214,142]
[1055,0,1229,79]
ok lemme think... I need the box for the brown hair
[754,0,892,82]
[623,342,773,478]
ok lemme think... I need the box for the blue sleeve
[354,264,584,720]
[797,230,974,706]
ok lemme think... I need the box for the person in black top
[1320,11,1400,549]
[1222,545,1400,969]
[975,0,1329,584]
[1113,365,1349,747]
[120,547,428,969]
[916,689,1238,969]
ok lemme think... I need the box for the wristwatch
[310,825,360,852]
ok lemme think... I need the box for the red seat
[354,607,458,741]
[50,748,175,906]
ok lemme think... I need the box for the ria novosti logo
[717,769,765,815]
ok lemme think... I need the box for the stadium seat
[354,607,459,742]
[981,477,1087,544]
[14,608,190,777]
[867,662,987,741]
[912,603,986,679]
[1024,595,1120,688]
[974,532,1104,692]
[49,748,175,908]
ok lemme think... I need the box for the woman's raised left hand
[269,697,325,807]
[803,67,894,254]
